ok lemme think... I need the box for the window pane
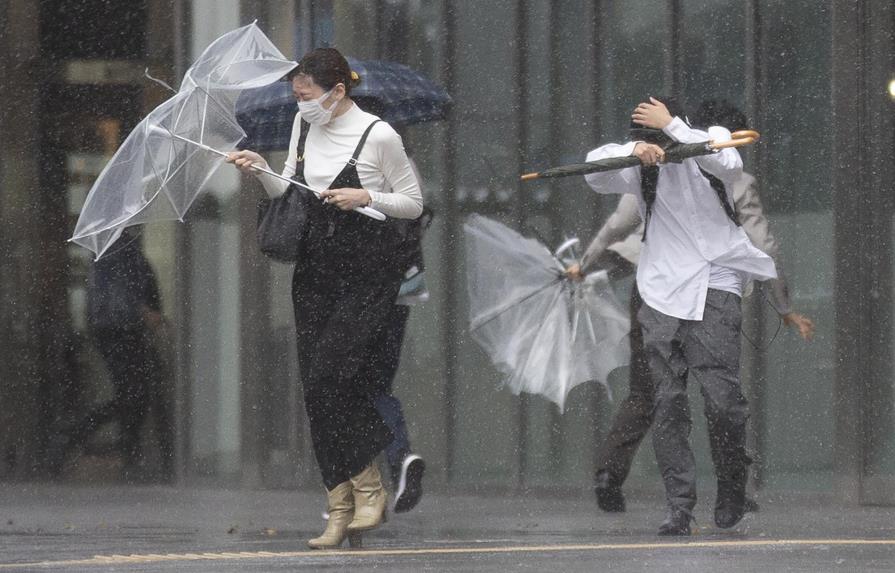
[759,0,835,490]
[599,2,671,140]
[680,0,747,116]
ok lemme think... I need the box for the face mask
[297,89,338,125]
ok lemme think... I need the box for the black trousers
[594,285,653,484]
[364,304,413,470]
[293,268,399,490]
[71,326,160,467]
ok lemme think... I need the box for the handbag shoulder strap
[347,120,382,166]
[296,119,310,162]
[295,119,310,181]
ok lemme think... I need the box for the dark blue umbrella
[236,57,451,152]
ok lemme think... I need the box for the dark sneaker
[715,470,747,528]
[594,470,626,513]
[394,454,425,513]
[657,508,693,536]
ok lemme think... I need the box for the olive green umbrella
[520,130,760,181]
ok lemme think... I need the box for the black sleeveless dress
[290,119,407,489]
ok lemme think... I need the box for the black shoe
[657,508,693,536]
[714,470,747,529]
[393,454,425,514]
[594,471,626,513]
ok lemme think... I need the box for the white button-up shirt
[584,117,777,321]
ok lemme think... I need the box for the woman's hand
[632,97,673,130]
[632,142,665,166]
[320,187,372,211]
[225,150,268,175]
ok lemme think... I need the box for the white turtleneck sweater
[256,102,423,220]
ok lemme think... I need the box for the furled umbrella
[236,57,451,152]
[464,214,630,412]
[520,130,760,181]
[70,23,305,259]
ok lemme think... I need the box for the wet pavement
[0,482,893,571]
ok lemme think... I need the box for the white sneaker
[393,454,425,513]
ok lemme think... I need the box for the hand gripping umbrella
[464,214,630,412]
[520,130,760,181]
[70,23,382,260]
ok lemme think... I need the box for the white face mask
[297,89,338,125]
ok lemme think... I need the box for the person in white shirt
[579,96,776,536]
[227,48,422,549]
[569,100,815,520]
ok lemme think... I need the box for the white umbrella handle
[156,128,387,221]
[554,237,580,258]
[248,162,387,221]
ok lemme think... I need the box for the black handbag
[256,184,310,263]
[256,119,311,263]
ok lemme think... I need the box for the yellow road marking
[1,539,893,568]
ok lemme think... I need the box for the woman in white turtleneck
[227,48,422,550]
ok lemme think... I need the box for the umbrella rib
[584,304,600,344]
[513,283,569,406]
[580,298,601,345]
[161,146,205,219]
[195,85,249,134]
[213,29,254,85]
[470,275,564,332]
[148,133,208,219]
[200,77,211,143]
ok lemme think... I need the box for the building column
[831,0,895,504]
[0,0,49,478]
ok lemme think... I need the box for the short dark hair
[694,99,748,132]
[287,47,361,95]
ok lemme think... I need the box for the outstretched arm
[578,194,642,275]
[736,176,815,341]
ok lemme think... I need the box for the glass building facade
[0,0,892,504]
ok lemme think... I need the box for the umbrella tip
[520,172,539,182]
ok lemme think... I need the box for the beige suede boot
[346,464,388,532]
[308,481,362,549]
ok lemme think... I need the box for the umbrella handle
[710,130,760,150]
[151,126,388,221]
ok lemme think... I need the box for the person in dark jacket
[54,228,167,480]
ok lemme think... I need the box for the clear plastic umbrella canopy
[464,214,631,412]
[70,22,297,258]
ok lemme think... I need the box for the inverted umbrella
[70,23,300,259]
[236,57,451,152]
[520,130,760,181]
[464,214,630,412]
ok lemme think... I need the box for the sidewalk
[0,482,893,572]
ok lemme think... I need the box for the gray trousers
[638,289,750,512]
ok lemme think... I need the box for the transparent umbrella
[464,214,630,412]
[70,22,298,259]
